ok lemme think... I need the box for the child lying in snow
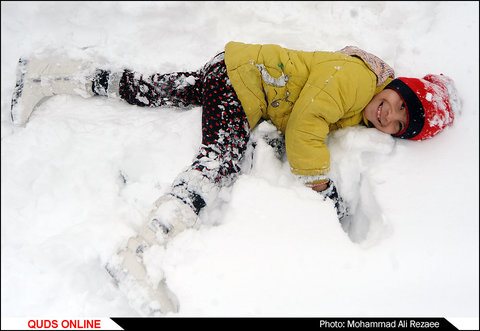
[10,41,459,315]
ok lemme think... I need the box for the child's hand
[306,179,329,192]
[313,179,350,222]
[311,182,328,192]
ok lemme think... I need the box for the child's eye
[400,103,405,110]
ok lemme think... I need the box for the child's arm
[285,85,338,179]
[284,71,365,218]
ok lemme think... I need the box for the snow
[1,1,478,320]
[255,63,289,87]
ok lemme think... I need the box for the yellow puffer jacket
[224,41,391,177]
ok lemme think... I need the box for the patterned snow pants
[93,53,250,214]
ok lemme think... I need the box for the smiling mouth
[377,102,383,125]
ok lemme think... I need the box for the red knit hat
[385,74,460,140]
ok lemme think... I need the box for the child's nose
[385,107,394,124]
[386,107,402,123]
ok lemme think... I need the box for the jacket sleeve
[285,84,337,176]
[285,60,376,177]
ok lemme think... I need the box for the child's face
[364,89,407,135]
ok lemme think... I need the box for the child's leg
[11,57,203,126]
[104,53,250,315]
[169,53,250,214]
[92,68,203,108]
